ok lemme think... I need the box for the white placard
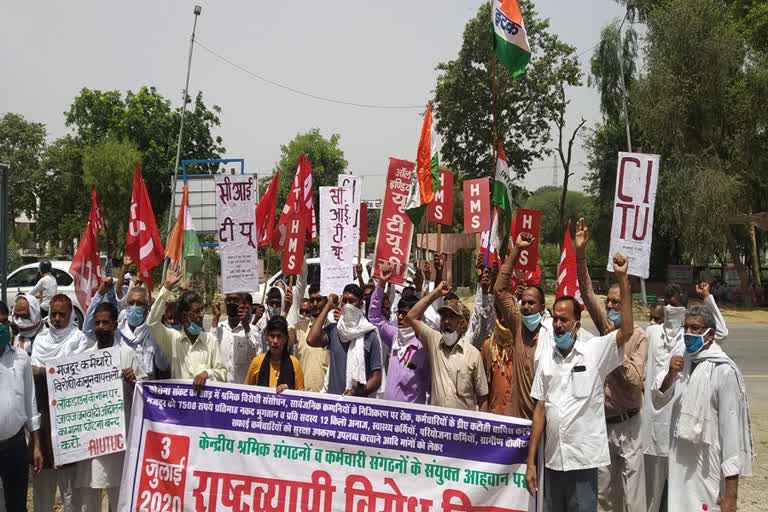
[46,347,125,466]
[607,152,660,279]
[215,175,260,293]
[320,186,355,295]
[337,175,362,256]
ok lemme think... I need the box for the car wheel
[73,308,84,329]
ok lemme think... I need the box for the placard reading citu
[513,209,541,271]
[462,177,490,234]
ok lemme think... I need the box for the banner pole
[437,224,442,258]
[261,250,270,305]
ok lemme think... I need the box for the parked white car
[6,261,85,326]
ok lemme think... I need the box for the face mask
[684,328,711,354]
[94,330,113,347]
[126,306,146,327]
[267,306,281,319]
[554,329,576,350]
[522,312,542,332]
[167,323,182,332]
[341,303,364,324]
[607,309,622,329]
[226,303,240,318]
[0,325,10,349]
[186,321,202,337]
[441,331,459,347]
[664,305,686,330]
[14,316,38,333]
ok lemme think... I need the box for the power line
[195,40,425,110]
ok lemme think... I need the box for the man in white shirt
[653,304,749,512]
[147,266,226,391]
[526,253,635,512]
[30,294,93,512]
[211,292,261,383]
[0,321,43,510]
[30,260,58,318]
[76,300,146,511]
[642,281,728,512]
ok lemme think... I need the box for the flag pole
[484,41,500,270]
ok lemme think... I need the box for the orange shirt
[244,354,305,390]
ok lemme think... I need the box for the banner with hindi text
[320,186,356,295]
[118,381,534,512]
[46,347,126,466]
[215,175,259,293]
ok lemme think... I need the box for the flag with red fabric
[89,185,105,237]
[125,162,164,290]
[71,221,101,311]
[255,172,280,248]
[556,222,584,308]
[272,153,316,250]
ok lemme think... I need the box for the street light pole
[0,162,9,305]
[164,5,202,277]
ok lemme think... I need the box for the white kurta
[653,354,752,510]
[212,320,262,384]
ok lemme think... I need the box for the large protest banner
[320,186,356,295]
[215,175,259,293]
[606,152,660,278]
[46,347,125,466]
[426,169,454,225]
[373,158,415,285]
[118,380,534,512]
[337,175,362,257]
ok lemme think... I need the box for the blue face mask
[684,328,711,354]
[607,309,622,329]
[167,324,182,331]
[554,329,576,350]
[522,312,542,332]
[126,306,146,327]
[186,321,202,337]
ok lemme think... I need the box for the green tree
[433,2,581,180]
[0,113,47,225]
[276,128,348,231]
[82,138,142,255]
[523,186,591,245]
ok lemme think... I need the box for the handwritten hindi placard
[606,152,660,278]
[320,186,356,295]
[337,175,362,257]
[46,347,125,466]
[215,175,259,293]
[118,381,535,512]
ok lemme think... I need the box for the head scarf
[13,294,43,348]
[30,305,92,366]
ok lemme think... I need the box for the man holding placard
[575,217,648,512]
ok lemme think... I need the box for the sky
[0,1,626,200]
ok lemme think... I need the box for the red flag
[509,265,542,290]
[556,223,584,308]
[71,221,101,311]
[89,185,105,237]
[359,202,368,243]
[125,162,164,289]
[255,172,280,248]
[272,153,316,250]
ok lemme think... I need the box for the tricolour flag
[492,0,531,77]
[491,145,515,260]
[556,222,584,308]
[405,102,440,225]
[165,184,202,279]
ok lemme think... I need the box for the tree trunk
[558,173,569,249]
[749,223,762,287]
[726,227,752,307]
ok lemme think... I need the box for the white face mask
[341,303,364,325]
[441,331,459,347]
[14,316,38,333]
[395,327,414,349]
[664,305,686,334]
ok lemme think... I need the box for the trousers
[597,412,647,512]
[544,467,598,512]
[0,431,29,512]
[644,454,668,512]
[33,466,76,512]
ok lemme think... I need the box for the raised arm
[574,218,610,334]
[697,282,729,343]
[147,266,181,359]
[369,265,397,350]
[405,281,451,342]
[306,294,336,348]
[493,233,534,329]
[612,253,634,347]
[83,278,114,340]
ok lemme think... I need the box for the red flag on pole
[272,153,316,250]
[255,172,280,248]
[89,185,105,237]
[556,222,584,308]
[71,222,101,311]
[125,162,164,289]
